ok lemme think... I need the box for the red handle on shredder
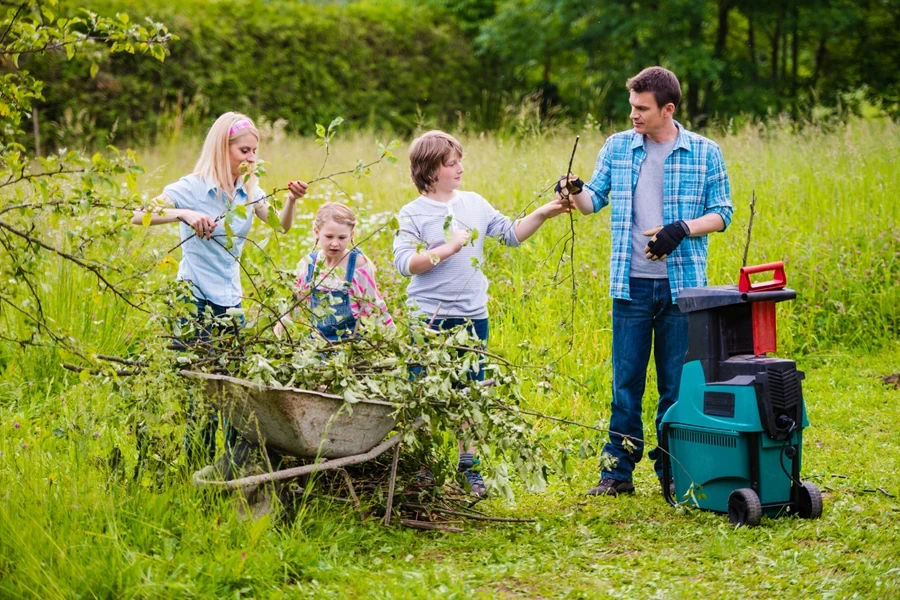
[738,261,786,293]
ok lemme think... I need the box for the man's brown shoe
[586,478,635,496]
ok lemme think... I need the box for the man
[558,66,733,496]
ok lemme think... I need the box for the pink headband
[228,119,253,137]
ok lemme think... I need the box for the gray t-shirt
[392,190,521,319]
[630,137,676,279]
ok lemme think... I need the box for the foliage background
[12,0,900,151]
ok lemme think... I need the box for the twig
[742,190,757,268]
[555,136,580,359]
[383,440,402,526]
[401,503,534,523]
[62,363,137,377]
[398,520,463,533]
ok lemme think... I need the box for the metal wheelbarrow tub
[180,371,397,459]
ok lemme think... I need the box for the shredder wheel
[798,481,823,519]
[728,488,762,527]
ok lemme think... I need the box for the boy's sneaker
[458,453,486,497]
[586,478,635,496]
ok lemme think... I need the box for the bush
[20,0,485,149]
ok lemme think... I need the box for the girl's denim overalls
[305,249,359,341]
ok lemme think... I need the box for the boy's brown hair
[408,130,464,194]
[626,66,682,110]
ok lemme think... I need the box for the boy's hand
[537,197,572,220]
[287,179,309,202]
[450,228,471,251]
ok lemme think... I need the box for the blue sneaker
[458,453,486,497]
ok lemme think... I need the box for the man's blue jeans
[601,278,689,482]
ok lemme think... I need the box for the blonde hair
[409,130,464,194]
[192,112,260,199]
[314,202,357,230]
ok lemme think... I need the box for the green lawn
[1,119,898,598]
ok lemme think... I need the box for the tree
[0,1,173,358]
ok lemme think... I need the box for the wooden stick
[742,190,757,268]
[401,503,535,523]
[383,440,402,526]
[399,519,463,533]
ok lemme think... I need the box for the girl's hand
[287,180,309,202]
[181,210,217,240]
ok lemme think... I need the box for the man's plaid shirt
[584,121,733,301]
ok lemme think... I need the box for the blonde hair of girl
[314,202,357,231]
[192,112,260,199]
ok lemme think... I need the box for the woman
[133,112,308,466]
[133,111,308,317]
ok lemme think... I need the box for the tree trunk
[686,16,702,124]
[791,5,799,99]
[32,107,40,158]
[748,11,757,74]
[771,6,784,101]
[703,0,731,120]
[811,37,828,87]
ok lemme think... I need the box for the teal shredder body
[660,280,822,526]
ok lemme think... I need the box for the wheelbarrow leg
[384,440,402,526]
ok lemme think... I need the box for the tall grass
[1,118,898,597]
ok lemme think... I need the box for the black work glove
[644,220,690,260]
[554,176,584,195]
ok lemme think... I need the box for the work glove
[644,220,690,260]
[554,176,584,195]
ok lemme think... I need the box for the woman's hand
[287,180,309,202]
[181,210,217,240]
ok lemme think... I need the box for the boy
[392,130,569,495]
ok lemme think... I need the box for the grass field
[1,118,898,598]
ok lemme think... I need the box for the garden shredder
[659,261,823,526]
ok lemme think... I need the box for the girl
[296,203,394,341]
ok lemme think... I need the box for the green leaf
[90,63,99,79]
[141,212,152,227]
[232,203,247,219]
[315,124,326,138]
[79,369,90,383]
[117,12,129,24]
[65,44,74,60]
[266,208,283,233]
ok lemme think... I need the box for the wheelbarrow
[181,370,424,523]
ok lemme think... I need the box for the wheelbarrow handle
[193,417,426,489]
[738,261,786,293]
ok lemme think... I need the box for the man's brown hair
[626,67,682,110]
[409,130,464,194]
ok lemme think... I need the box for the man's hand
[181,210,217,240]
[554,174,584,197]
[643,220,691,260]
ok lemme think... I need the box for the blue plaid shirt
[584,121,733,301]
